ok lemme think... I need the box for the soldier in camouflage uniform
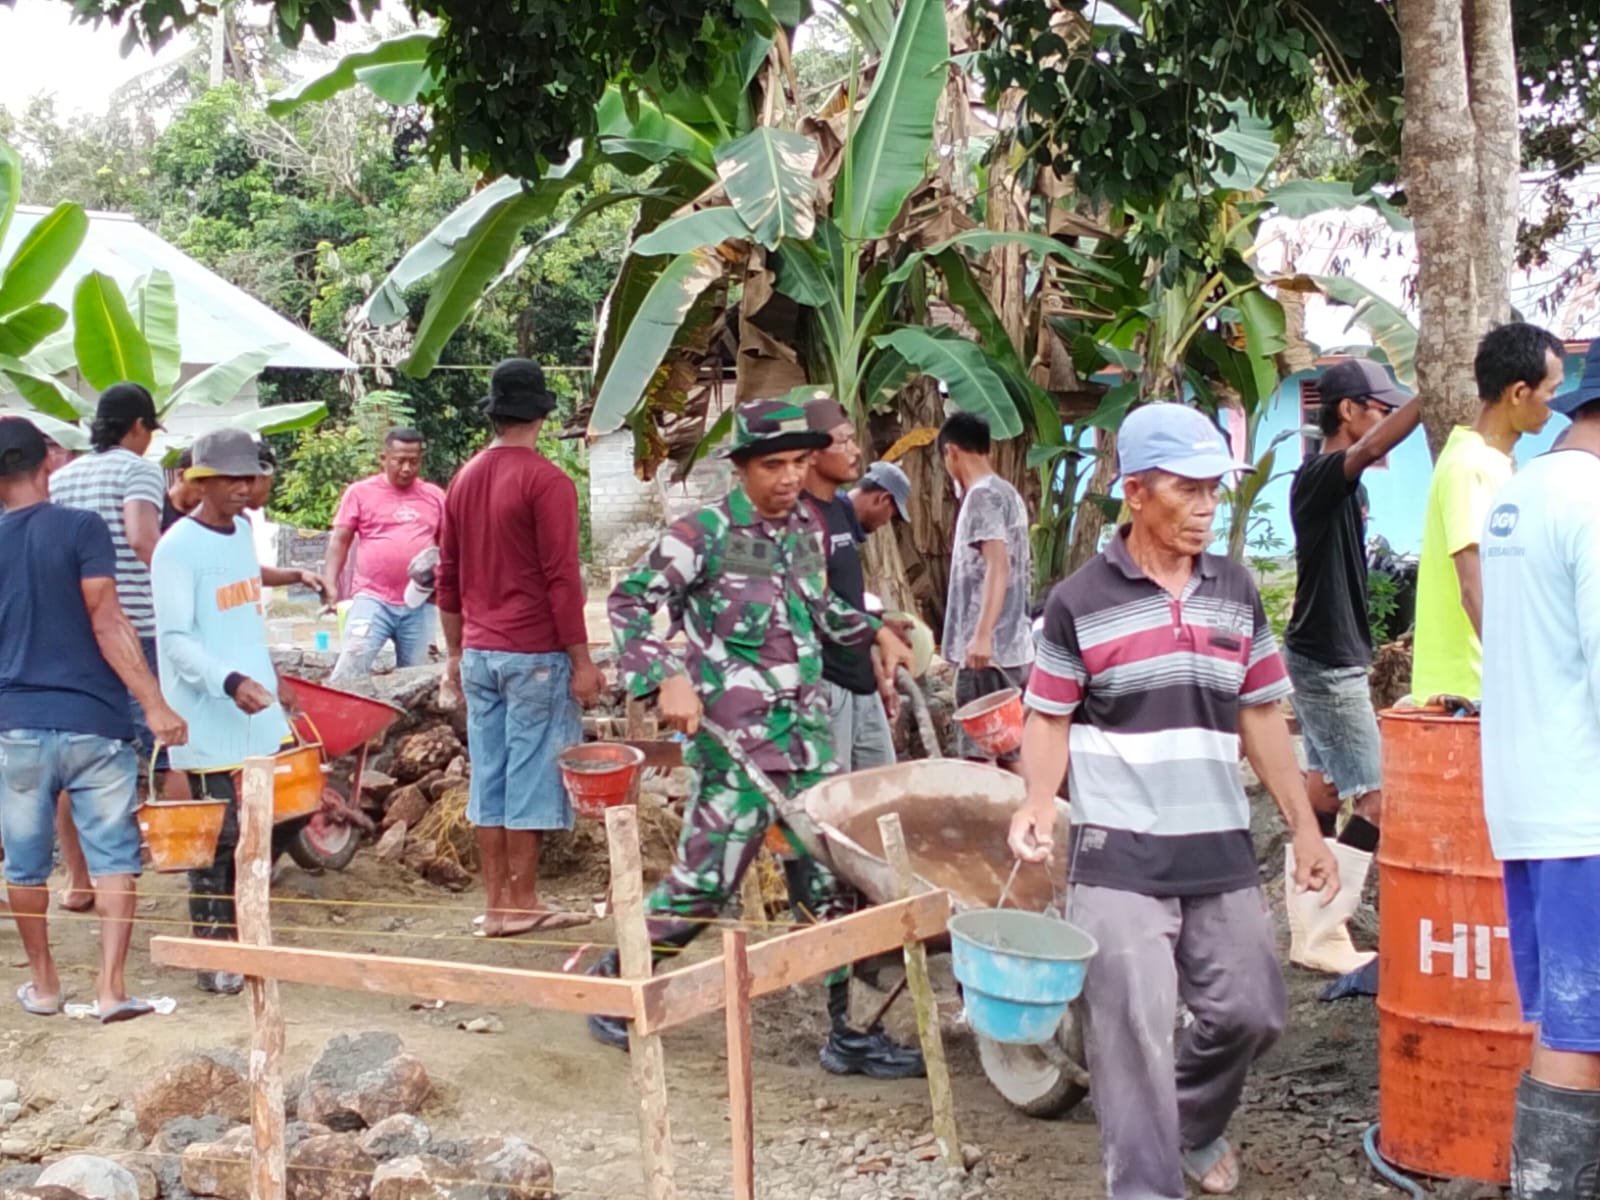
[587,397,925,1078]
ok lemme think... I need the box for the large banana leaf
[632,208,754,257]
[838,0,947,241]
[360,176,525,326]
[1263,180,1409,231]
[0,352,92,421]
[403,185,565,378]
[0,302,66,358]
[715,128,819,248]
[163,346,283,415]
[1235,288,1287,411]
[1294,274,1418,387]
[887,229,1121,288]
[227,401,329,437]
[0,202,88,320]
[21,411,91,452]
[73,272,154,391]
[588,250,726,435]
[873,327,1024,438]
[0,139,19,250]
[267,33,436,116]
[132,270,182,395]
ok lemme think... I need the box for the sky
[0,1,189,116]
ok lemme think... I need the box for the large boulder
[359,1117,431,1163]
[298,1035,430,1132]
[381,788,429,832]
[368,1156,454,1200]
[286,1134,375,1200]
[134,1053,250,1141]
[34,1157,140,1200]
[437,1137,553,1200]
[151,1116,236,1155]
[180,1125,254,1200]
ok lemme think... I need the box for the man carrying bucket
[152,427,294,996]
[0,417,187,1022]
[593,397,922,1078]
[1481,345,1600,1198]
[1008,403,1338,1199]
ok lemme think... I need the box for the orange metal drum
[1376,711,1533,1184]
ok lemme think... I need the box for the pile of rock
[0,1036,554,1200]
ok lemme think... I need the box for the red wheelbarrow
[279,676,406,872]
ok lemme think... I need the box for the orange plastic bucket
[138,799,228,873]
[1376,710,1532,1184]
[954,688,1024,758]
[560,743,645,821]
[272,742,326,823]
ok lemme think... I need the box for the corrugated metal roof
[1,206,354,371]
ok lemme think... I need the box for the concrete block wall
[589,428,734,565]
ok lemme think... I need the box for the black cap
[1318,359,1411,409]
[481,359,557,421]
[97,382,163,430]
[0,418,48,478]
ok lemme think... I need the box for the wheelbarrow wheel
[975,1000,1089,1119]
[287,798,361,872]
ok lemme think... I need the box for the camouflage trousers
[645,733,857,973]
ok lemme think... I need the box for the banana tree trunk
[1067,430,1118,574]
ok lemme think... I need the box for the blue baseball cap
[1550,340,1600,416]
[1116,403,1251,480]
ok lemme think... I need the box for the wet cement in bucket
[835,798,1067,912]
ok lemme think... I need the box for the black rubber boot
[585,950,630,1052]
[818,981,926,1079]
[1511,1073,1600,1199]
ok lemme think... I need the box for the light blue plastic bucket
[949,908,1098,1045]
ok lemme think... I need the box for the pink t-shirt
[333,475,447,605]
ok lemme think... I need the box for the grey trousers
[1072,884,1287,1200]
[824,680,895,772]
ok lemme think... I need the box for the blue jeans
[1284,648,1383,801]
[0,729,141,885]
[1504,856,1600,1052]
[330,595,436,682]
[462,650,578,831]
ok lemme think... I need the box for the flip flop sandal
[98,997,156,1024]
[1182,1137,1240,1196]
[16,982,63,1017]
[490,909,593,937]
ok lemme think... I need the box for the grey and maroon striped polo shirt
[1025,528,1291,896]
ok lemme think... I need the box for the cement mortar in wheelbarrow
[798,759,1094,1118]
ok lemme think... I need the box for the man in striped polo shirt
[1009,403,1338,1200]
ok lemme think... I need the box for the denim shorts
[462,650,578,831]
[1504,857,1600,1052]
[0,729,141,885]
[1284,648,1383,800]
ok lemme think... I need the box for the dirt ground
[0,822,1416,1200]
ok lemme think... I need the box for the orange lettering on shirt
[214,577,263,612]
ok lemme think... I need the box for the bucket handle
[998,818,1079,919]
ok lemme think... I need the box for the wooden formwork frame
[151,757,956,1200]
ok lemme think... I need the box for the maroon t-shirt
[435,445,586,653]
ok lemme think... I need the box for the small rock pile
[756,1101,993,1200]
[0,1036,554,1200]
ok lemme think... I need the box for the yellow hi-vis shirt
[1411,426,1514,701]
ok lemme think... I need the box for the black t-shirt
[806,491,877,694]
[1284,449,1372,668]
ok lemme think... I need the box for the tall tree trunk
[1398,0,1519,456]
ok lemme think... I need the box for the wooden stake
[237,757,286,1200]
[722,928,755,1200]
[877,812,962,1172]
[605,804,678,1200]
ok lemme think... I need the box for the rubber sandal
[98,997,156,1024]
[16,982,63,1016]
[488,909,592,937]
[1181,1137,1240,1196]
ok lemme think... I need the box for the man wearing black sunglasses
[1281,358,1422,975]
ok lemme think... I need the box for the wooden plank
[238,757,286,1200]
[149,939,639,1017]
[880,813,962,1171]
[723,928,754,1200]
[639,891,951,1035]
[604,805,677,1200]
[623,740,683,769]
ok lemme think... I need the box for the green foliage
[1367,567,1401,645]
[270,421,376,528]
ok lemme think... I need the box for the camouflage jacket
[609,486,879,774]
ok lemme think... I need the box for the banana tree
[585,0,1117,464]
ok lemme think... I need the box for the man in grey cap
[1008,403,1337,1200]
[152,426,294,994]
[851,460,911,534]
[1281,358,1421,976]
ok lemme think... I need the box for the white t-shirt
[942,473,1034,671]
[1480,449,1600,860]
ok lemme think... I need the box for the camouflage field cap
[722,396,832,460]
